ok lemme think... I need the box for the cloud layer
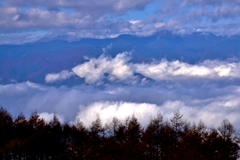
[46,53,240,84]
[1,0,240,43]
[1,81,240,129]
[72,53,135,84]
[135,59,240,81]
[45,70,75,83]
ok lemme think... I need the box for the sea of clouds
[46,52,240,84]
[1,81,240,128]
[1,52,240,129]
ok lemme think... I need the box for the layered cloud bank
[5,53,236,129]
[1,81,240,129]
[77,100,240,128]
[46,53,240,84]
[135,59,240,81]
[1,0,240,43]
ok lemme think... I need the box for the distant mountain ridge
[1,31,240,85]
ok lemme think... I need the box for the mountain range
[1,31,240,85]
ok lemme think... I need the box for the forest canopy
[0,107,239,160]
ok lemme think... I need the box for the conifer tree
[143,113,163,159]
[0,107,13,159]
[217,119,239,159]
[48,113,63,159]
[125,115,143,159]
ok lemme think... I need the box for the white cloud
[76,99,240,128]
[102,43,112,54]
[0,32,45,44]
[1,82,240,129]
[72,52,134,84]
[45,70,75,83]
[39,112,64,123]
[69,53,240,84]
[0,0,155,34]
[182,0,240,7]
[76,101,160,127]
[26,81,47,90]
[1,0,240,43]
[6,0,154,13]
[135,59,240,81]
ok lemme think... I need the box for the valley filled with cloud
[47,52,240,84]
[2,52,240,129]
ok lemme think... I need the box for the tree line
[0,107,239,160]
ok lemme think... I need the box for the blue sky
[1,0,240,44]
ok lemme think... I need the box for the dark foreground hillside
[0,107,239,160]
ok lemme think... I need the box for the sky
[1,0,240,44]
[1,0,240,130]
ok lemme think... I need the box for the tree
[170,110,185,159]
[0,107,13,159]
[88,115,104,159]
[108,117,120,137]
[27,111,47,159]
[177,121,206,160]
[71,120,88,159]
[103,117,121,159]
[143,113,163,159]
[13,113,29,139]
[61,122,72,159]
[170,110,184,134]
[28,111,45,131]
[89,115,103,144]
[125,115,143,159]
[11,113,29,159]
[48,114,63,159]
[217,119,239,159]
[218,118,235,141]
